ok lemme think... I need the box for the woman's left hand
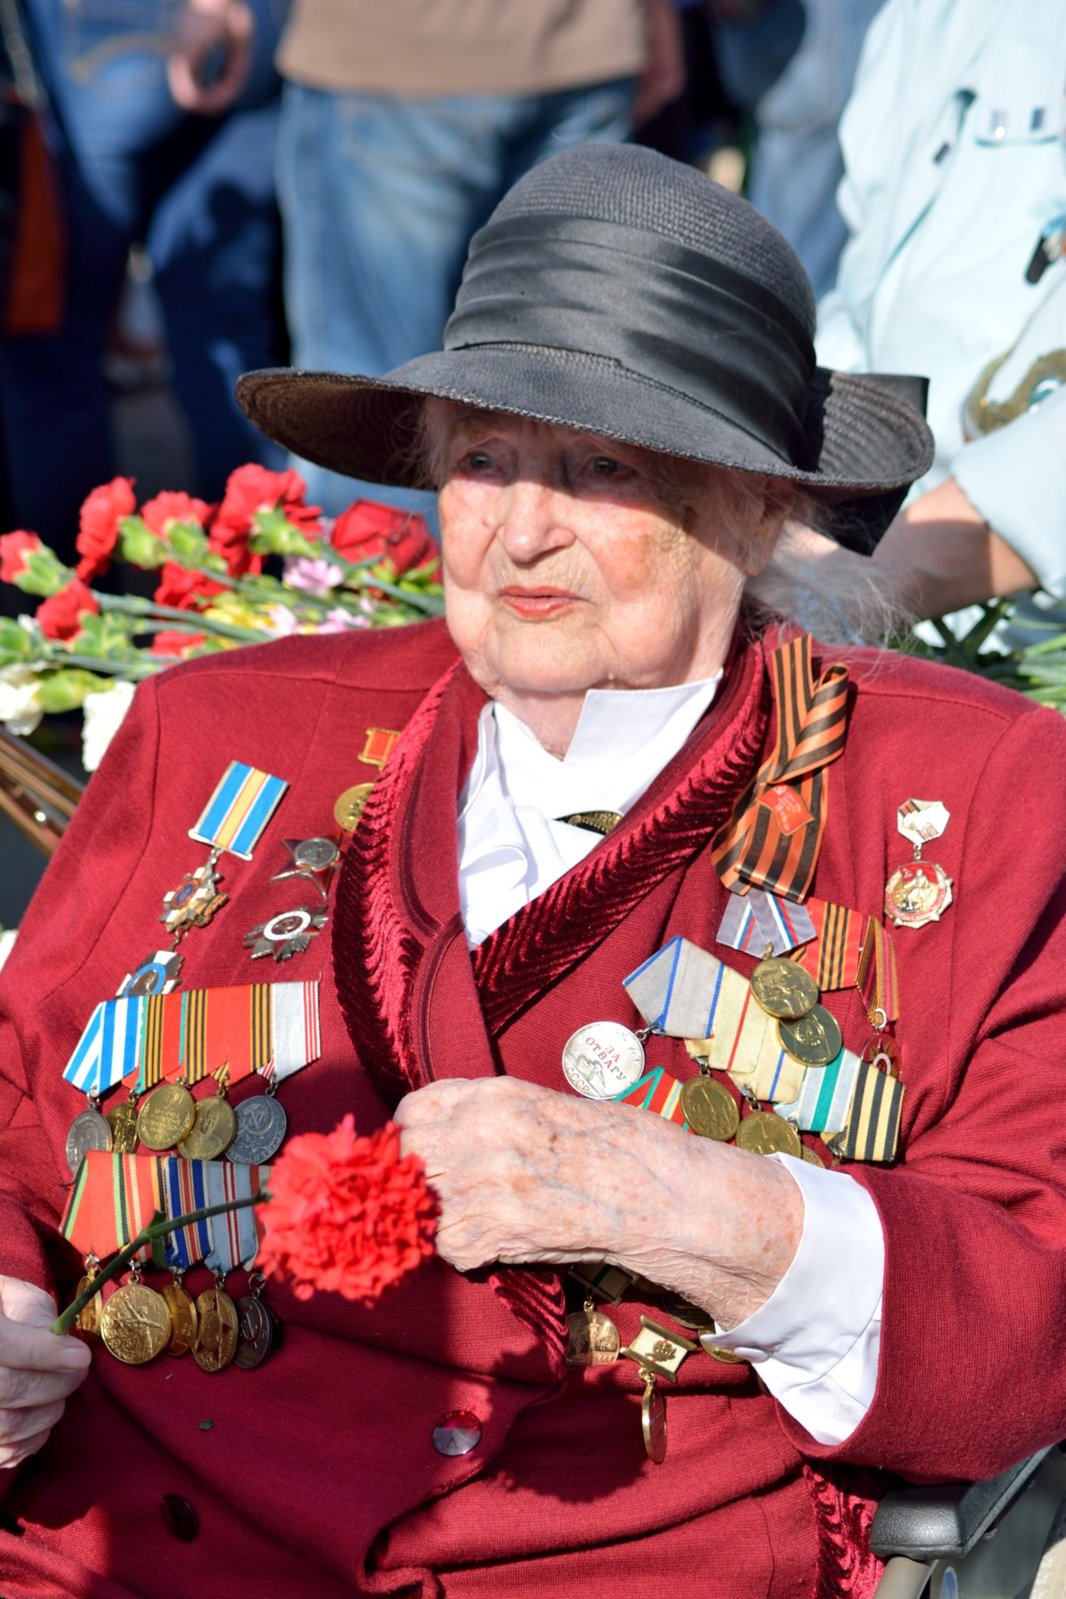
[394,1076,803,1327]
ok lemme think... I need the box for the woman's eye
[588,456,621,477]
[460,449,495,473]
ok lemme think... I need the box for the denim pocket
[56,0,177,91]
[336,92,501,181]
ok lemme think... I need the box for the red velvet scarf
[332,633,769,1356]
[331,630,885,1592]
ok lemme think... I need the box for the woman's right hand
[0,1274,92,1469]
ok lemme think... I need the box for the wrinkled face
[435,411,784,714]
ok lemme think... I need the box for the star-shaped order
[243,905,328,962]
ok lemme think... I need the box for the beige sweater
[278,0,647,97]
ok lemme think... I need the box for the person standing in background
[274,0,684,517]
[755,0,1066,638]
[711,0,885,299]
[0,0,289,556]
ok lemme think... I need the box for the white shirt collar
[458,676,721,945]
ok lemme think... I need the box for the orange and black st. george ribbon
[712,634,849,903]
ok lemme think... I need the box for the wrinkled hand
[394,1077,802,1325]
[0,1275,91,1470]
[166,0,253,115]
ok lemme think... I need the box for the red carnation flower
[141,491,211,537]
[153,560,226,611]
[209,464,322,574]
[75,476,136,580]
[36,577,100,641]
[151,629,207,657]
[258,1116,436,1306]
[0,530,45,584]
[330,500,437,576]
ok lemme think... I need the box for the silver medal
[65,1107,113,1175]
[234,1294,275,1370]
[226,1093,288,1164]
[561,1022,646,1100]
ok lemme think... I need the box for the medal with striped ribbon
[60,1151,167,1264]
[62,980,321,1099]
[203,1162,263,1275]
[711,635,849,903]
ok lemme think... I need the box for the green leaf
[0,618,35,666]
[249,506,318,558]
[17,548,71,597]
[119,516,168,570]
[36,667,108,712]
[168,522,210,562]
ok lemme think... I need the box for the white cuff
[710,1155,884,1446]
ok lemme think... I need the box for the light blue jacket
[817,0,1066,600]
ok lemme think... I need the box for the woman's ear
[744,481,797,577]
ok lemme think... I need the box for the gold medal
[679,1076,739,1141]
[565,1301,621,1366]
[884,861,953,930]
[100,1281,172,1365]
[74,1271,103,1340]
[334,782,374,833]
[801,1144,826,1168]
[640,1376,667,1464]
[659,1290,714,1331]
[106,1097,140,1155]
[177,1087,237,1160]
[192,1285,240,1373]
[776,1004,842,1067]
[749,956,818,1020]
[735,1109,802,1158]
[162,1280,199,1356]
[135,1081,197,1151]
[698,1329,746,1364]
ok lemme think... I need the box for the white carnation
[0,666,44,736]
[81,679,137,772]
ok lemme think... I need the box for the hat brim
[237,348,933,550]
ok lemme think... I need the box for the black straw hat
[237,144,933,553]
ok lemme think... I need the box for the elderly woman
[1,145,1065,1599]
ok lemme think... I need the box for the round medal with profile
[561,1022,646,1100]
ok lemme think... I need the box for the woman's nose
[494,478,575,562]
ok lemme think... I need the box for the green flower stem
[350,574,444,617]
[51,1193,268,1336]
[95,593,268,642]
[55,653,163,680]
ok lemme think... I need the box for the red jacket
[2,621,1065,1599]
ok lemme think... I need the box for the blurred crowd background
[0,0,1063,927]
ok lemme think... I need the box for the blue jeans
[276,79,635,518]
[0,0,287,552]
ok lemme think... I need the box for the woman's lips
[498,586,581,618]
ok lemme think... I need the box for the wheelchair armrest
[869,1448,1053,1562]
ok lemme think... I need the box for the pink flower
[0,530,45,584]
[283,556,344,595]
[36,578,99,641]
[75,477,136,580]
[258,1116,436,1306]
[317,607,371,633]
